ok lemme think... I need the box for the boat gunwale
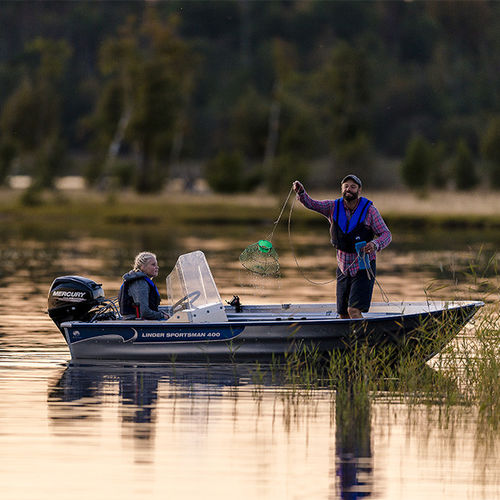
[60,300,484,330]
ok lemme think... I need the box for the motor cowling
[48,276,105,332]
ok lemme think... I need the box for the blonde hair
[133,251,157,272]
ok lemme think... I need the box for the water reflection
[48,364,252,463]
[48,363,375,498]
[48,362,268,431]
[1,219,497,499]
[336,387,372,499]
[49,364,162,444]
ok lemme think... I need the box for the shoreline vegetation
[2,185,500,229]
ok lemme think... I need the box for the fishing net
[239,188,296,277]
[239,239,280,277]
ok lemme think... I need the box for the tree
[480,116,500,188]
[0,139,16,185]
[0,37,71,189]
[401,135,433,191]
[262,38,297,175]
[452,139,478,190]
[268,153,308,194]
[205,150,244,193]
[86,9,197,192]
[320,41,373,173]
[429,141,448,185]
[230,85,269,160]
[259,39,321,192]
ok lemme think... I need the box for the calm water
[0,216,499,499]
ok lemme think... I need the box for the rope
[363,255,391,303]
[266,186,295,242]
[287,193,337,286]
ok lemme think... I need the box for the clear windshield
[166,251,224,310]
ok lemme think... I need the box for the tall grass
[251,302,500,431]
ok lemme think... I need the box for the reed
[251,300,500,430]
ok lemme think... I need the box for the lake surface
[0,210,499,499]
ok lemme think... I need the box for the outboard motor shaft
[48,276,105,333]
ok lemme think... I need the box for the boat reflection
[48,362,375,497]
[47,363,255,436]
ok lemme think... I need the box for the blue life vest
[330,197,374,253]
[118,275,161,317]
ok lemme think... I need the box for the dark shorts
[336,260,376,315]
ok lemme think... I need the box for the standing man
[293,175,391,319]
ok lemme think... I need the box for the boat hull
[61,301,483,362]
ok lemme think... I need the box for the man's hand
[364,241,377,254]
[293,180,304,194]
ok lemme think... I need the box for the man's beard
[342,191,358,202]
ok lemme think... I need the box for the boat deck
[164,300,481,324]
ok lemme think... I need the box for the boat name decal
[141,331,221,339]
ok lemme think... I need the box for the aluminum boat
[48,250,483,362]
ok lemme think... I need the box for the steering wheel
[171,290,202,314]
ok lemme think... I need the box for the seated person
[118,251,169,320]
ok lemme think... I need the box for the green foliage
[205,151,244,193]
[0,140,16,185]
[0,78,51,151]
[110,160,136,188]
[429,141,448,185]
[81,80,125,152]
[480,116,500,188]
[19,183,44,207]
[4,3,500,189]
[320,41,372,172]
[0,39,71,150]
[401,135,433,191]
[278,92,320,160]
[0,37,71,189]
[452,139,478,190]
[241,166,264,193]
[34,138,68,189]
[86,8,197,192]
[134,158,166,194]
[83,154,106,188]
[267,153,308,194]
[230,86,269,159]
[25,38,72,83]
[334,131,372,172]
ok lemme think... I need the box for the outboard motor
[48,276,105,333]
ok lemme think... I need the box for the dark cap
[341,174,362,188]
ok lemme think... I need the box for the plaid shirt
[298,191,392,276]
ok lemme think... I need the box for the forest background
[2,0,500,199]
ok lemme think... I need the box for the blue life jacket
[118,275,161,317]
[330,197,374,253]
